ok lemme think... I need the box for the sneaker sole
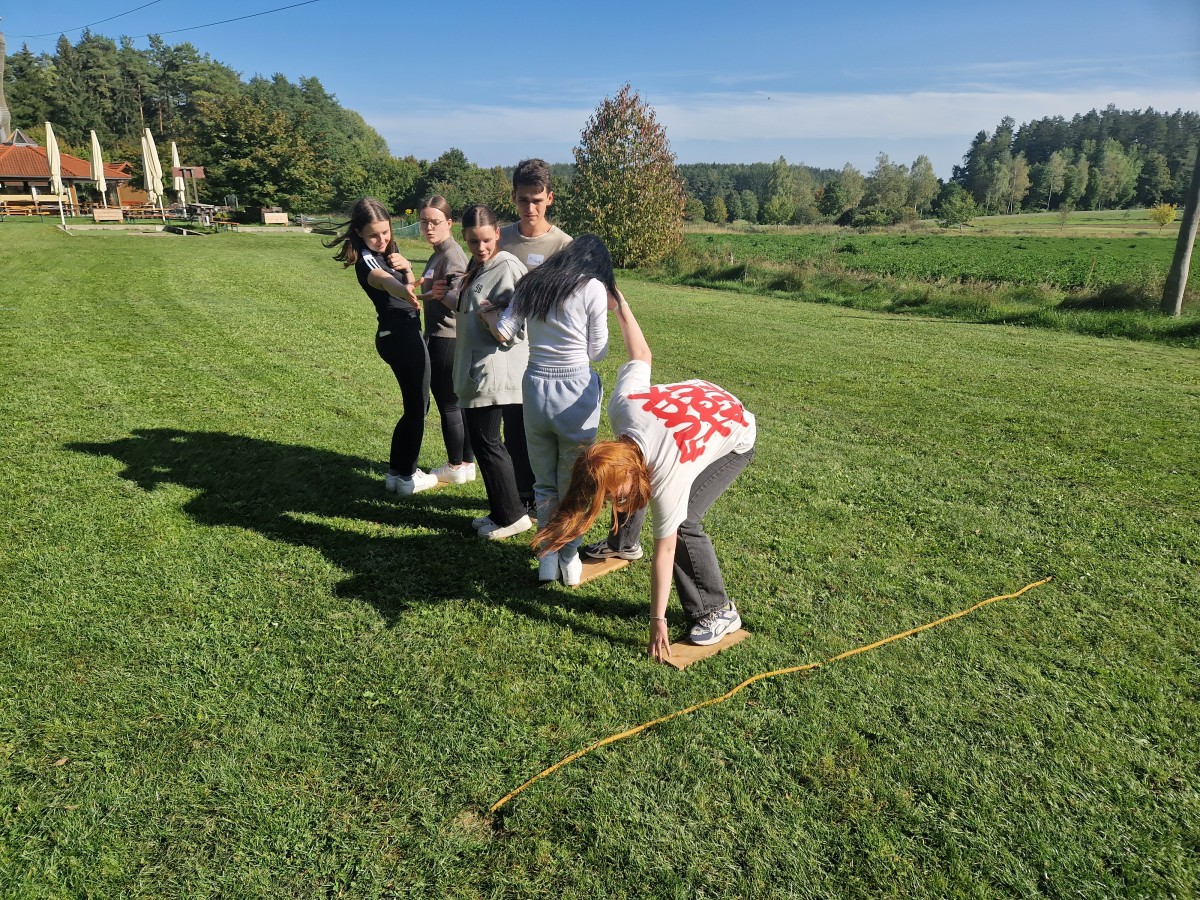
[583,547,644,561]
[397,482,438,495]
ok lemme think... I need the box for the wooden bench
[0,199,38,216]
[92,208,125,223]
[261,211,289,225]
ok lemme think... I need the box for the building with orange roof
[0,134,134,213]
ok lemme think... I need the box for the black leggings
[375,318,430,476]
[427,335,474,465]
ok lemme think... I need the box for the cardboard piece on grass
[577,556,630,585]
[662,629,750,670]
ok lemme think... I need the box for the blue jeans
[605,447,755,620]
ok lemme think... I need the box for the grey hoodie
[453,250,529,407]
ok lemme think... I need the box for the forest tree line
[679,107,1198,226]
[6,32,1198,221]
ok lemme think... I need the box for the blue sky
[4,0,1198,178]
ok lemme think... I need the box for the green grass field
[666,222,1199,347]
[2,226,1198,897]
[969,208,1183,238]
[682,231,1190,290]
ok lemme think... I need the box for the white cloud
[365,85,1199,175]
[653,87,1200,142]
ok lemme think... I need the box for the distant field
[970,208,1183,238]
[687,208,1182,240]
[683,231,1192,291]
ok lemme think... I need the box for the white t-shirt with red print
[608,360,757,540]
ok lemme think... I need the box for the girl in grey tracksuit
[493,234,614,585]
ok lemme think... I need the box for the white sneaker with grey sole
[479,515,533,541]
[394,469,439,495]
[431,462,474,484]
[687,602,742,646]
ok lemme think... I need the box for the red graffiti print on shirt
[628,381,748,463]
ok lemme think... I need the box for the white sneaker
[394,469,439,495]
[385,472,400,493]
[688,602,742,646]
[431,462,472,484]
[559,548,583,587]
[472,515,495,531]
[479,514,533,541]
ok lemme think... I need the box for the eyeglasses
[419,218,447,228]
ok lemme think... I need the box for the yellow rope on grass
[490,576,1052,813]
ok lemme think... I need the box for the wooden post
[1161,143,1200,317]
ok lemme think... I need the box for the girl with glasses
[413,196,475,485]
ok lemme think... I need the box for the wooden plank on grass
[662,629,750,670]
[577,556,630,585]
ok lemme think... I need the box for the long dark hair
[512,234,615,322]
[324,197,395,267]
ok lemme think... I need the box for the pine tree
[565,84,685,267]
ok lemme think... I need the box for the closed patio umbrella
[142,128,164,218]
[170,141,186,207]
[90,130,108,208]
[45,121,66,227]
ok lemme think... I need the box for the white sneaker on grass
[431,462,473,484]
[687,602,742,646]
[479,515,533,541]
[558,548,583,587]
[472,515,495,531]
[394,469,439,495]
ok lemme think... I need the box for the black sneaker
[688,602,742,646]
[582,541,644,561]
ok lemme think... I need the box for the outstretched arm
[610,288,650,365]
[647,533,674,660]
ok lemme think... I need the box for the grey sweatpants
[522,363,602,554]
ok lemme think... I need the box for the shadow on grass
[68,428,644,645]
[1057,282,1159,312]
